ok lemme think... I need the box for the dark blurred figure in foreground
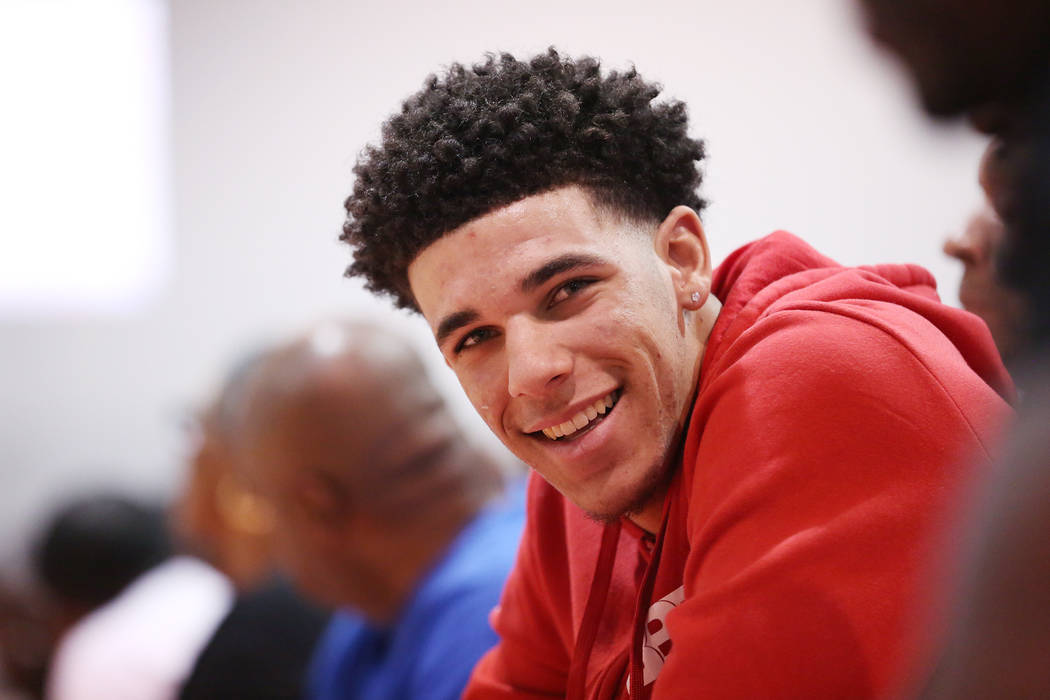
[34,494,232,700]
[173,351,328,700]
[0,579,51,700]
[858,0,1050,339]
[858,0,1050,696]
[235,321,525,700]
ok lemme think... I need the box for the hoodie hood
[704,231,1014,402]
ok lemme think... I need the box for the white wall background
[0,0,987,571]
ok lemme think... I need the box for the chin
[579,458,673,526]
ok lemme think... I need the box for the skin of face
[944,207,1026,361]
[239,392,390,612]
[407,186,715,532]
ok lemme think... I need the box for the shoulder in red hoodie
[465,232,1013,700]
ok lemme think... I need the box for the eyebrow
[519,253,605,294]
[434,253,607,349]
[435,309,480,348]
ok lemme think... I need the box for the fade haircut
[341,48,707,311]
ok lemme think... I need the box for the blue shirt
[307,479,526,700]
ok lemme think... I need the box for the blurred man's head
[32,494,171,631]
[343,50,719,533]
[236,321,502,621]
[856,0,1050,128]
[173,352,275,591]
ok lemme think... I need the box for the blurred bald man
[174,352,328,700]
[236,321,525,700]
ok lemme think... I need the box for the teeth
[540,392,617,441]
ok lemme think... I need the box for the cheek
[608,287,681,356]
[615,289,691,407]
[456,361,509,431]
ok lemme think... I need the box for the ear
[653,206,712,309]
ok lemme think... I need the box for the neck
[627,485,669,535]
[695,294,723,348]
[363,455,503,623]
[364,503,480,624]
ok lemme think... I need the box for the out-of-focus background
[0,0,986,574]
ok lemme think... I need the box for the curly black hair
[342,48,706,311]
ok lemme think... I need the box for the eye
[548,278,597,307]
[454,326,499,354]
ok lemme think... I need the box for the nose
[505,315,573,398]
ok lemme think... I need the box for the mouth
[536,390,620,442]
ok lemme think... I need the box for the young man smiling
[341,50,1014,698]
[409,186,719,534]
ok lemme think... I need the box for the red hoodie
[464,232,1013,699]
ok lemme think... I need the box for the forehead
[407,187,644,323]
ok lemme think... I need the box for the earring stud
[690,291,701,304]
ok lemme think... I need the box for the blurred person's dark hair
[856,0,1050,126]
[341,47,705,312]
[32,494,171,620]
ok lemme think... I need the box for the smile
[540,391,619,441]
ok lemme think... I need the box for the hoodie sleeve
[652,305,1011,699]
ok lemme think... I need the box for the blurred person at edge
[857,0,1050,335]
[943,208,1024,361]
[171,352,329,700]
[942,145,1030,366]
[338,49,1013,699]
[0,578,54,699]
[33,495,232,700]
[857,1,1050,697]
[233,320,526,700]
